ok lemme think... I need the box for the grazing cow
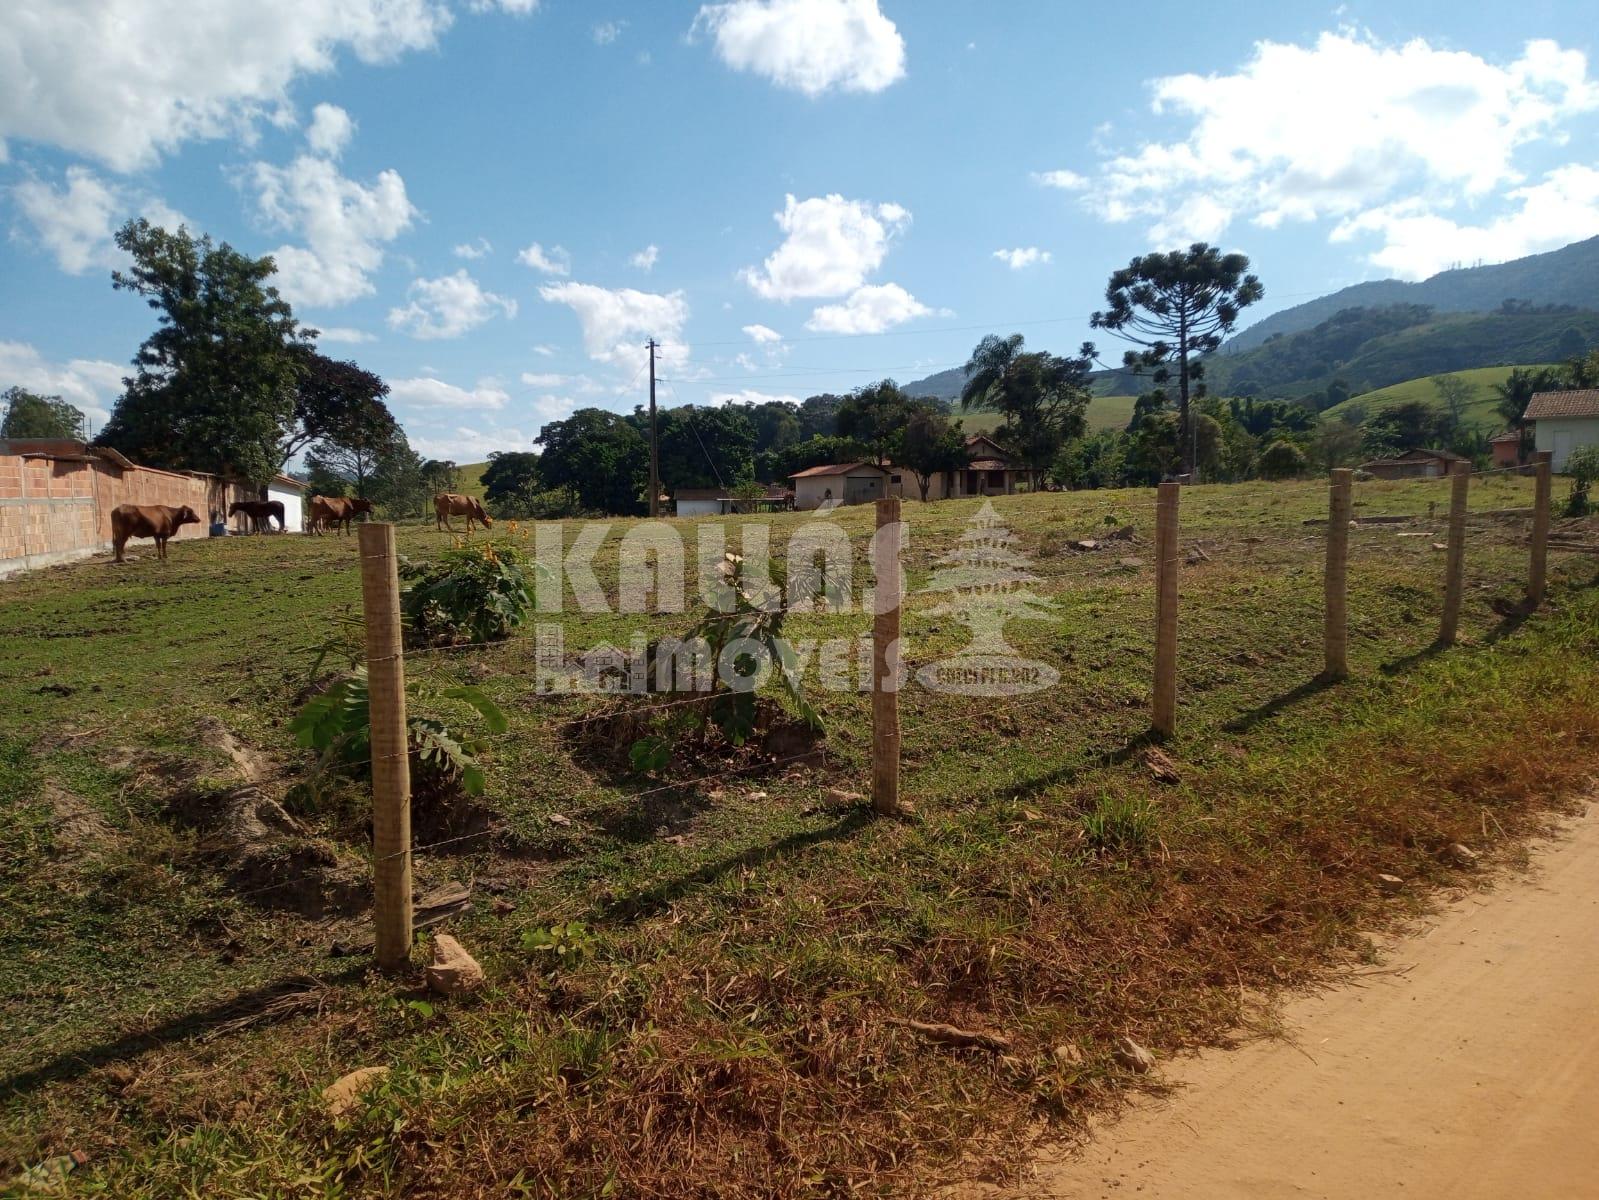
[434,492,493,534]
[308,495,373,535]
[228,500,285,534]
[111,504,201,563]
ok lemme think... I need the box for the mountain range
[901,236,1599,405]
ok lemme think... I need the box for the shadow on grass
[0,967,368,1102]
[953,727,1163,812]
[602,808,874,923]
[1224,674,1342,734]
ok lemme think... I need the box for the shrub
[290,667,508,797]
[1258,438,1308,480]
[1081,793,1155,853]
[401,542,533,647]
[1565,445,1599,517]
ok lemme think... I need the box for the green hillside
[456,461,489,499]
[1209,307,1598,399]
[1322,365,1552,432]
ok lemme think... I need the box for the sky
[4,0,1599,463]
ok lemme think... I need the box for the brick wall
[0,453,252,576]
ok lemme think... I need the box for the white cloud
[471,0,539,13]
[805,282,933,334]
[539,281,690,371]
[992,246,1051,270]
[249,154,416,308]
[409,423,530,463]
[519,371,568,387]
[388,376,511,411]
[0,341,124,428]
[388,270,517,339]
[0,0,453,172]
[741,193,909,300]
[517,241,571,275]
[693,0,905,96]
[593,20,626,44]
[710,388,802,406]
[1032,169,1088,191]
[1332,163,1599,279]
[313,326,376,344]
[10,166,185,274]
[453,237,492,259]
[630,243,660,271]
[742,323,783,344]
[532,343,557,356]
[305,103,354,157]
[1086,33,1599,247]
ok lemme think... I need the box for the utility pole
[647,338,660,518]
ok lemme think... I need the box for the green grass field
[1,483,1595,1195]
[1324,365,1552,432]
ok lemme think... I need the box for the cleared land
[1,479,1596,1196]
[1325,365,1550,432]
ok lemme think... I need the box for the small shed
[1489,430,1522,469]
[674,487,734,518]
[1357,447,1469,480]
[267,475,308,532]
[789,463,889,510]
[1524,389,1599,472]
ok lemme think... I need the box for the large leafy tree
[755,434,867,483]
[899,407,968,500]
[649,404,756,491]
[795,393,846,439]
[283,348,392,471]
[836,380,917,465]
[1,387,84,439]
[1090,243,1263,478]
[537,408,649,515]
[733,399,802,455]
[481,451,541,504]
[98,220,311,484]
[960,334,1097,479]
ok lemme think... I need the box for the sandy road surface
[1009,799,1599,1199]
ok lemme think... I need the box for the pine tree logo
[916,502,1059,696]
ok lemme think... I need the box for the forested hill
[1224,235,1599,352]
[1206,304,1599,399]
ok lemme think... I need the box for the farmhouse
[890,433,1033,500]
[262,475,308,532]
[1358,447,1470,480]
[1524,389,1599,472]
[789,463,889,510]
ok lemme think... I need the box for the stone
[547,812,572,826]
[1074,539,1100,551]
[825,788,865,807]
[1052,1042,1084,1067]
[322,1066,389,1118]
[1446,843,1480,867]
[425,934,484,996]
[1117,556,1146,568]
[1377,873,1405,895]
[1114,1036,1155,1073]
[747,791,769,802]
[490,898,514,916]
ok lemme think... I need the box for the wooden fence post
[1438,461,1471,647]
[871,495,905,815]
[1528,450,1553,609]
[358,521,413,969]
[1152,482,1180,738]
[1324,468,1353,680]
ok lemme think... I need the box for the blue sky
[4,0,1598,462]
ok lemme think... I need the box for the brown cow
[111,504,201,563]
[308,495,373,536]
[434,492,493,534]
[228,500,285,533]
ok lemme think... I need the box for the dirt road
[1016,800,1599,1199]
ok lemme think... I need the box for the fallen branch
[889,1017,1013,1054]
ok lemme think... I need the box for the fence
[0,445,256,577]
[346,455,1565,964]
